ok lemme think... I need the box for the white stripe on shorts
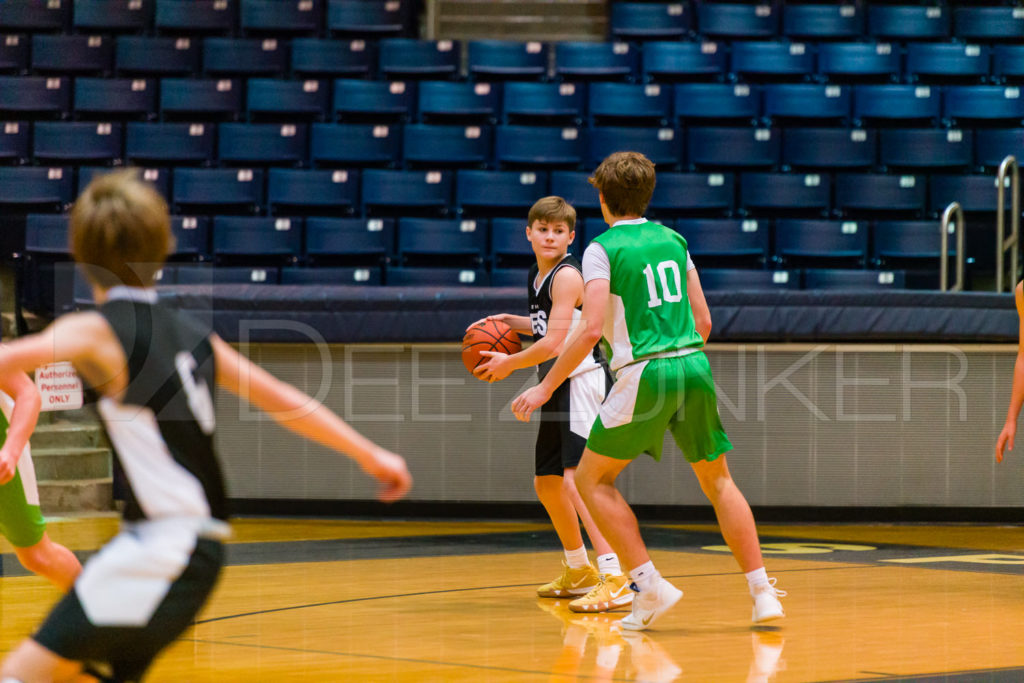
[568,368,606,439]
[598,360,649,430]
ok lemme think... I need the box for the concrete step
[38,478,114,513]
[30,422,107,450]
[31,447,112,481]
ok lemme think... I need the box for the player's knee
[14,545,52,577]
[534,475,562,499]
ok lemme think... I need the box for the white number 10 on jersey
[642,260,683,308]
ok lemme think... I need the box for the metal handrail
[996,155,1019,293]
[941,202,964,292]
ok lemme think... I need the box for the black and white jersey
[528,254,604,380]
[95,287,227,522]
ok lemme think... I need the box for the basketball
[462,319,522,376]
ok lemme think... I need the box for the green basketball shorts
[0,453,47,548]
[586,351,732,463]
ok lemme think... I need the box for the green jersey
[585,219,703,371]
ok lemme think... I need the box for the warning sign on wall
[35,362,83,412]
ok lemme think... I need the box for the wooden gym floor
[0,517,1020,682]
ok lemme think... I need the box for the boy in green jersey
[0,371,81,591]
[513,152,785,631]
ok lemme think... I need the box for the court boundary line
[824,663,1024,682]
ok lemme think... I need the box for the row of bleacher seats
[4,121,1023,172]
[609,3,1024,42]
[10,37,1024,84]
[6,78,1024,126]
[0,167,1012,219]
[0,0,416,37]
[23,214,949,269]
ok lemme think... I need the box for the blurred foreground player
[0,170,411,683]
[996,281,1024,463]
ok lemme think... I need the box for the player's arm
[466,314,532,335]
[686,267,712,344]
[0,371,40,485]
[512,277,608,422]
[475,268,581,382]
[996,282,1024,462]
[210,335,411,501]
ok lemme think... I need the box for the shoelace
[581,577,608,599]
[759,577,788,598]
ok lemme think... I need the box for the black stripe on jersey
[527,254,604,379]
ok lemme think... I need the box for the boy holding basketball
[472,196,631,613]
[512,152,786,630]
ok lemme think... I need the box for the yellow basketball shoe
[537,562,601,598]
[568,574,635,613]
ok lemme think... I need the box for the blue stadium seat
[929,175,1007,213]
[610,2,690,41]
[0,122,29,165]
[155,0,235,34]
[698,3,777,39]
[494,126,586,168]
[74,0,153,32]
[248,78,329,121]
[33,122,123,164]
[0,35,27,74]
[212,216,301,262]
[549,171,601,214]
[817,42,900,83]
[386,266,488,287]
[203,38,288,77]
[25,213,69,254]
[0,77,69,117]
[379,39,460,80]
[588,82,672,124]
[783,4,864,40]
[491,217,532,266]
[0,1,68,31]
[333,79,417,121]
[404,124,492,168]
[730,42,814,81]
[641,41,726,83]
[175,265,280,284]
[31,35,113,75]
[126,122,215,165]
[835,173,925,215]
[741,173,830,214]
[397,218,485,266]
[955,8,1024,42]
[241,0,322,35]
[418,81,501,124]
[280,266,382,285]
[763,84,851,122]
[774,219,867,265]
[687,127,779,169]
[879,128,972,170]
[363,169,453,216]
[648,172,734,216]
[218,123,309,166]
[698,268,799,291]
[78,166,169,203]
[490,268,530,287]
[975,129,1024,170]
[75,78,156,119]
[853,85,940,125]
[868,5,950,41]
[906,43,989,84]
[115,37,200,77]
[873,220,948,263]
[589,126,681,168]
[502,82,586,124]
[161,78,241,121]
[468,40,547,81]
[554,42,638,82]
[674,83,760,122]
[675,218,769,266]
[292,38,375,78]
[305,217,394,264]
[456,170,548,216]
[993,46,1024,83]
[267,168,360,215]
[169,216,211,260]
[328,0,409,36]
[803,268,904,290]
[172,168,264,214]
[0,167,72,210]
[944,86,1024,124]
[782,128,876,169]
[310,123,401,167]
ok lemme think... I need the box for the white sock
[596,553,621,576]
[564,545,589,569]
[629,560,660,593]
[745,567,770,592]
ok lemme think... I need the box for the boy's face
[526,219,574,261]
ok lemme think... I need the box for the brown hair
[588,151,656,217]
[527,195,576,231]
[70,169,172,289]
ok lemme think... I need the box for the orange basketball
[462,319,522,376]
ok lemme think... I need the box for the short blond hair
[588,151,656,217]
[70,169,172,289]
[527,196,576,231]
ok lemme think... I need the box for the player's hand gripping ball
[462,319,522,377]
